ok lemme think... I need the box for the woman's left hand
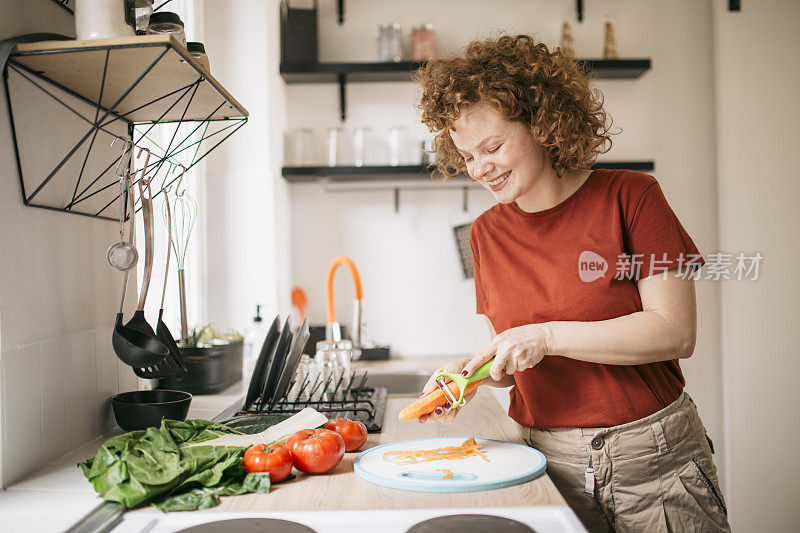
[461,324,551,381]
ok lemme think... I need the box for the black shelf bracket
[337,72,346,121]
[337,0,344,24]
[576,0,584,22]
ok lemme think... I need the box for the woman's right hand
[417,357,477,424]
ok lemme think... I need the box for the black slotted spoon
[136,161,187,379]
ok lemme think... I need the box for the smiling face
[449,102,553,205]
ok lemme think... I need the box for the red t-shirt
[469,169,704,428]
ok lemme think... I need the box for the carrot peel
[383,437,489,465]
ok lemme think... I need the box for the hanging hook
[136,146,152,186]
[162,162,182,194]
[174,164,187,197]
[112,138,133,179]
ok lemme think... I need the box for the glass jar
[134,0,153,34]
[315,339,352,398]
[187,42,210,71]
[147,11,186,47]
[75,0,136,40]
[378,23,403,63]
[411,23,435,61]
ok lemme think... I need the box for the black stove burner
[406,514,537,533]
[175,518,317,533]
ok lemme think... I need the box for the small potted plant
[158,325,243,394]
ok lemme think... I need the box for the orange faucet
[325,256,365,344]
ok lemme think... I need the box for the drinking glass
[389,126,407,166]
[327,127,348,167]
[353,127,372,167]
[288,128,315,166]
[315,340,352,399]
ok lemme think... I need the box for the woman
[415,35,729,533]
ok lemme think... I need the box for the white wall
[0,0,140,488]
[713,1,799,530]
[286,0,724,484]
[200,0,288,332]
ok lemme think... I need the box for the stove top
[113,507,586,533]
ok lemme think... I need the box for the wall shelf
[280,59,650,83]
[3,34,248,221]
[281,59,650,120]
[282,161,655,183]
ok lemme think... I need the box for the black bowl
[111,390,192,432]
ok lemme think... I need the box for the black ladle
[112,174,169,368]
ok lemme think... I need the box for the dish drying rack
[235,371,387,433]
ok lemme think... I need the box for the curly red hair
[417,34,614,179]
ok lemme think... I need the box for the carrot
[398,379,482,421]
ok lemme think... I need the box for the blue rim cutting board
[354,437,547,493]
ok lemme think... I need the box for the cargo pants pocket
[671,456,730,532]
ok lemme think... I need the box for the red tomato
[324,418,368,452]
[285,428,345,474]
[243,443,293,482]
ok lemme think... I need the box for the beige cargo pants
[518,393,730,532]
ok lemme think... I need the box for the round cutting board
[354,437,546,493]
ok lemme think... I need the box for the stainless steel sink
[361,371,431,395]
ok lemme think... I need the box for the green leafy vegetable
[152,472,270,512]
[79,419,273,511]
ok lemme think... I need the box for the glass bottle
[378,23,403,62]
[243,305,267,382]
[411,23,435,61]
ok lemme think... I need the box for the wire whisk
[164,165,197,341]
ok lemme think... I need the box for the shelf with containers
[3,34,248,221]
[282,161,655,214]
[279,58,651,121]
[281,161,655,183]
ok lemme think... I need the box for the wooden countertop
[163,386,565,513]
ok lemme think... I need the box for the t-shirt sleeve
[468,223,487,313]
[625,179,705,280]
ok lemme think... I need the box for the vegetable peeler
[434,359,494,408]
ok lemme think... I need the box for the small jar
[147,11,186,47]
[187,42,210,72]
[378,23,403,63]
[411,23,435,61]
[74,0,136,40]
[133,0,153,34]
